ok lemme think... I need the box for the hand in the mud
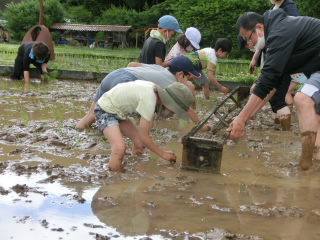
[201,124,211,132]
[226,116,246,140]
[220,86,230,95]
[108,159,122,172]
[132,145,144,156]
[162,151,177,163]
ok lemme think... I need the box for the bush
[2,0,66,41]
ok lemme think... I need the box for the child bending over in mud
[95,80,195,172]
[188,38,232,99]
[76,56,211,132]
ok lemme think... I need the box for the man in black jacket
[228,9,320,170]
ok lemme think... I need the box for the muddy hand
[108,159,123,172]
[163,151,177,164]
[201,124,211,132]
[221,86,230,95]
[226,116,246,140]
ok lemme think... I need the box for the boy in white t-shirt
[95,81,194,172]
[188,38,232,99]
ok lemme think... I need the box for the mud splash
[1,76,320,240]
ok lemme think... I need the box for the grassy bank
[0,43,258,83]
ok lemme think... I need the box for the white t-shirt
[198,48,217,71]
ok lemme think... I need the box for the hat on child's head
[158,15,183,33]
[185,27,201,49]
[155,82,194,120]
[169,55,201,78]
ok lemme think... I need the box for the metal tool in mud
[181,86,250,173]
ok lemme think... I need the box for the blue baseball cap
[169,56,201,78]
[158,15,183,33]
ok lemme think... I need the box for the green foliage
[96,5,139,27]
[295,0,320,18]
[230,73,257,83]
[95,0,177,30]
[167,0,270,58]
[65,5,92,24]
[2,0,66,41]
[3,1,38,40]
[44,0,67,26]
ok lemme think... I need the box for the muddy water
[0,76,320,240]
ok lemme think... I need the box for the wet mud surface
[1,76,320,240]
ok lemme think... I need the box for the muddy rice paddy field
[0,76,320,240]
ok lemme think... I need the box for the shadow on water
[0,76,320,240]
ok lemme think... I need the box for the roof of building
[50,23,132,32]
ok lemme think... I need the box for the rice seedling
[43,70,59,82]
[0,43,260,82]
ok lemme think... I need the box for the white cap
[185,27,201,49]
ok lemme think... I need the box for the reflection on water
[0,76,320,239]
[92,137,320,240]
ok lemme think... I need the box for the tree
[96,5,139,27]
[167,0,270,58]
[295,0,320,18]
[66,5,93,24]
[2,0,66,40]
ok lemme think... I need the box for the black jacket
[253,9,320,100]
[270,0,300,16]
[18,41,50,71]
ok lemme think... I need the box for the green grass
[0,43,258,83]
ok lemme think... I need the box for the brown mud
[1,76,320,240]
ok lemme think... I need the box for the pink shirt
[165,42,188,61]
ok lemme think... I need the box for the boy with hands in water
[95,80,195,172]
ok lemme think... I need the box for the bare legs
[103,125,126,171]
[119,119,145,156]
[294,92,319,170]
[103,119,144,172]
[276,106,291,131]
[285,82,299,108]
[75,102,97,130]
